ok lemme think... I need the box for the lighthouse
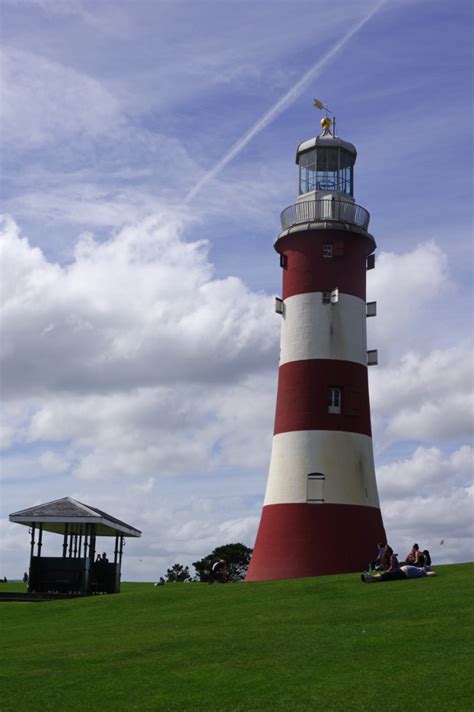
[246,107,386,581]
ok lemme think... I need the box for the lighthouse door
[307,474,325,503]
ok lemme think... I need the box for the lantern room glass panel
[298,148,354,197]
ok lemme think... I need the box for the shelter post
[62,523,68,557]
[28,524,36,592]
[37,524,43,557]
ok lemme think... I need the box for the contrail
[185,0,387,203]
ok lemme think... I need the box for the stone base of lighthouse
[246,503,386,581]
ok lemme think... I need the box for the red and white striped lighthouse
[246,111,386,581]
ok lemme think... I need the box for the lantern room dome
[296,133,357,160]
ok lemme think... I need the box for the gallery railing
[280,199,370,231]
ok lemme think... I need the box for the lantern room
[296,118,357,200]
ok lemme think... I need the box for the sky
[0,0,472,581]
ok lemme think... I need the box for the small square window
[366,301,377,317]
[275,297,284,315]
[322,288,338,304]
[323,244,333,258]
[367,350,378,366]
[328,387,341,414]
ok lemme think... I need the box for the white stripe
[279,292,367,366]
[264,430,380,508]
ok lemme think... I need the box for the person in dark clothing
[209,559,228,583]
[362,564,437,583]
[362,546,402,582]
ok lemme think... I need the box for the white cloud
[0,215,278,399]
[378,445,473,500]
[8,372,274,481]
[37,450,70,474]
[1,47,123,149]
[370,345,473,447]
[0,215,277,485]
[367,242,449,359]
[5,184,161,230]
[378,445,474,566]
[0,520,30,577]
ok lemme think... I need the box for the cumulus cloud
[8,373,274,481]
[377,445,473,500]
[370,345,473,447]
[0,215,277,487]
[377,445,473,566]
[0,215,278,399]
[367,242,449,359]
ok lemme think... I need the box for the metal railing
[280,199,370,231]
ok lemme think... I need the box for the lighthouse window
[366,301,377,317]
[315,147,339,192]
[322,288,339,304]
[328,387,342,414]
[323,244,333,258]
[298,147,354,196]
[299,150,317,193]
[307,473,325,503]
[367,350,378,366]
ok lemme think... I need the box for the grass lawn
[1,563,472,711]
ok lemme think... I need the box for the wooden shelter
[9,497,141,595]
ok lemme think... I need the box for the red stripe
[246,502,386,581]
[276,229,373,301]
[274,359,371,436]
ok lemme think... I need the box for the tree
[193,543,253,582]
[165,563,191,582]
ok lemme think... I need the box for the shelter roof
[9,497,141,537]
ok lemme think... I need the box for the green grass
[1,563,473,711]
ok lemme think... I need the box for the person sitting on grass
[366,545,401,582]
[370,542,386,571]
[361,564,437,583]
[379,545,391,571]
[384,546,400,573]
[422,550,432,569]
[403,543,421,566]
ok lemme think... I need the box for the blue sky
[1,0,472,580]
